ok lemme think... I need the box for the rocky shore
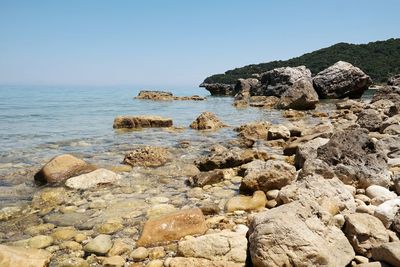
[1,67,400,267]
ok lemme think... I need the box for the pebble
[84,234,113,255]
[130,247,149,260]
[148,246,166,259]
[146,259,163,267]
[102,255,125,267]
[28,235,54,249]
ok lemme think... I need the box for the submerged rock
[123,146,170,167]
[188,169,225,187]
[313,61,372,99]
[225,190,267,212]
[113,115,173,129]
[65,168,120,190]
[189,112,226,130]
[248,201,355,267]
[34,154,94,184]
[137,208,207,247]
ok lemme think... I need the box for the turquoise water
[0,86,284,186]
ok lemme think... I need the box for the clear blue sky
[0,0,399,87]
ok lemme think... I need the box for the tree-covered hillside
[203,38,400,85]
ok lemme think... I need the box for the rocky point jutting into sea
[1,62,400,267]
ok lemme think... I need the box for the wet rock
[357,109,384,132]
[240,160,296,193]
[95,221,123,235]
[250,96,280,108]
[177,230,247,263]
[336,99,365,110]
[34,154,94,184]
[135,90,205,101]
[123,146,170,167]
[84,234,113,255]
[189,112,226,130]
[317,128,390,188]
[137,208,207,247]
[267,125,290,140]
[374,198,400,228]
[313,61,372,99]
[28,235,53,249]
[113,115,173,129]
[32,187,66,209]
[188,169,225,187]
[279,175,356,214]
[344,213,389,257]
[200,83,235,96]
[65,169,120,190]
[44,211,94,228]
[259,66,312,96]
[225,191,266,212]
[146,204,177,218]
[234,121,271,140]
[196,148,268,171]
[248,201,355,267]
[371,242,400,267]
[0,244,51,267]
[277,78,319,110]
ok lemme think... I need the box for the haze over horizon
[0,0,399,87]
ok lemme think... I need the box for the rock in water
[83,234,113,255]
[277,78,319,110]
[135,90,205,101]
[65,168,121,190]
[137,208,207,247]
[259,66,312,97]
[313,61,372,99]
[113,115,173,129]
[199,83,235,96]
[225,191,267,212]
[0,244,51,267]
[177,230,247,264]
[123,146,170,167]
[316,128,390,188]
[189,112,226,130]
[248,201,354,267]
[188,169,225,187]
[34,154,94,184]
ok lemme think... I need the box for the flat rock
[248,201,355,267]
[0,245,51,267]
[137,208,207,247]
[177,230,247,263]
[344,213,389,257]
[34,154,94,184]
[65,168,120,190]
[113,115,173,129]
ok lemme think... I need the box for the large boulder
[276,78,319,110]
[234,78,260,96]
[190,112,226,130]
[248,201,355,267]
[374,198,400,228]
[137,208,207,247]
[259,66,312,97]
[113,115,173,129]
[343,213,390,257]
[195,148,268,171]
[0,245,51,267]
[295,137,330,169]
[371,85,400,115]
[34,154,94,184]
[123,146,170,167]
[279,175,356,214]
[313,61,372,99]
[177,230,247,264]
[316,128,390,188]
[200,83,235,96]
[388,74,400,86]
[65,168,121,190]
[240,160,296,193]
[234,121,271,140]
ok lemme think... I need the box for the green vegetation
[203,38,400,84]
